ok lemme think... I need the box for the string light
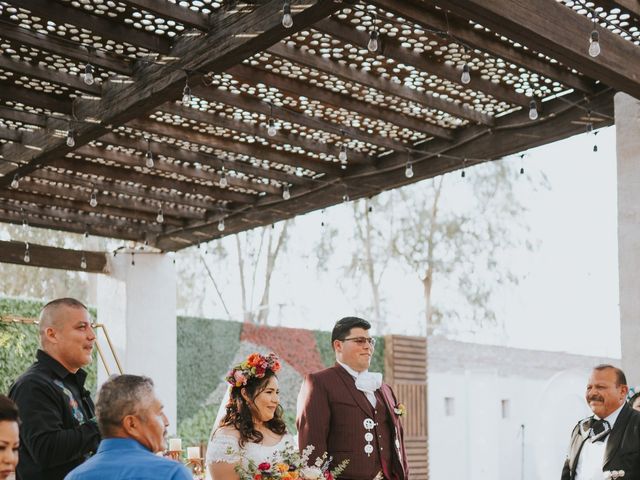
[156,207,164,223]
[405,162,414,178]
[267,118,277,137]
[131,252,135,266]
[528,100,539,121]
[282,184,291,200]
[182,78,192,104]
[342,193,350,202]
[461,158,467,178]
[519,154,525,175]
[368,30,379,52]
[219,167,228,188]
[23,242,30,263]
[11,174,19,189]
[217,218,225,232]
[461,63,471,85]
[83,63,94,85]
[593,130,599,152]
[145,150,154,168]
[339,144,348,162]
[89,191,98,207]
[282,0,293,28]
[80,254,87,270]
[66,130,75,147]
[589,17,601,58]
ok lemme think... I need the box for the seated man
[65,374,191,480]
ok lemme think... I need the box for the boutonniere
[394,403,406,417]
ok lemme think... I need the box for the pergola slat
[0,240,108,273]
[8,0,172,55]
[229,64,455,140]
[119,0,211,30]
[436,0,640,99]
[0,84,72,115]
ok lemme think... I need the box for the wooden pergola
[0,0,638,271]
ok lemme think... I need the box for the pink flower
[258,463,271,471]
[234,371,247,386]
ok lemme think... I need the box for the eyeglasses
[341,336,376,347]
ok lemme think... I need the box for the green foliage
[177,317,242,422]
[0,297,97,395]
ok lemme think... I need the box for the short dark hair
[629,391,640,406]
[0,394,19,423]
[96,374,155,437]
[331,316,371,346]
[593,364,627,386]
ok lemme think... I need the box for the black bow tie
[590,419,611,442]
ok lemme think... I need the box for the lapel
[332,364,374,416]
[378,384,396,420]
[571,431,589,477]
[603,403,631,468]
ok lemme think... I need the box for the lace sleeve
[206,433,241,464]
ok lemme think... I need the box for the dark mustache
[588,396,604,402]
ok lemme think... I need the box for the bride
[206,352,295,480]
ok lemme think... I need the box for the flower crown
[226,352,281,387]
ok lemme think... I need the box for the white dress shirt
[338,361,382,408]
[575,403,625,480]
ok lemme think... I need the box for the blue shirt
[64,438,192,480]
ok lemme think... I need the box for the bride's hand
[208,461,240,480]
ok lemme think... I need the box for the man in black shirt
[9,298,101,480]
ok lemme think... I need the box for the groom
[297,317,408,480]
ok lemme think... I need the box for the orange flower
[276,463,289,473]
[247,353,262,367]
[254,474,262,480]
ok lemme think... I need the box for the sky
[194,125,621,359]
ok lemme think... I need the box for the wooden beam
[159,102,372,165]
[118,0,210,30]
[0,0,346,183]
[77,143,281,195]
[373,0,598,95]
[0,55,102,96]
[268,42,494,125]
[0,106,47,127]
[0,84,71,115]
[599,0,640,18]
[0,240,108,273]
[0,22,133,76]
[0,187,184,226]
[435,0,640,99]
[154,89,614,249]
[0,128,21,142]
[127,117,341,176]
[9,0,172,54]
[193,85,405,152]
[0,207,144,242]
[99,131,309,187]
[229,64,455,140]
[32,168,218,212]
[315,17,533,108]
[14,178,205,220]
[49,156,257,204]
[0,198,164,234]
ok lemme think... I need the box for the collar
[97,438,151,453]
[37,349,88,385]
[337,361,365,379]
[596,402,625,428]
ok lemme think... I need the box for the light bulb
[461,169,466,178]
[405,163,414,178]
[182,84,192,104]
[219,171,228,188]
[24,246,30,263]
[145,150,154,168]
[218,219,225,232]
[283,185,290,200]
[342,193,349,203]
[84,63,94,86]
[11,175,19,189]
[368,30,379,52]
[80,255,87,270]
[156,209,164,223]
[282,1,293,28]
[461,63,471,85]
[90,191,98,207]
[66,130,75,147]
[339,145,348,162]
[528,100,538,121]
[589,30,601,58]
[593,144,598,153]
[267,118,277,137]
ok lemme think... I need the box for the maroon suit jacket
[296,364,409,480]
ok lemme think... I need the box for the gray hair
[39,297,88,344]
[96,374,155,437]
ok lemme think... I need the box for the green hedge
[0,297,97,395]
[177,317,242,422]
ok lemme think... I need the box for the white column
[96,252,177,432]
[616,92,640,385]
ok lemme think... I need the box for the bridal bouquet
[232,443,349,480]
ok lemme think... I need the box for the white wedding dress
[206,430,295,478]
